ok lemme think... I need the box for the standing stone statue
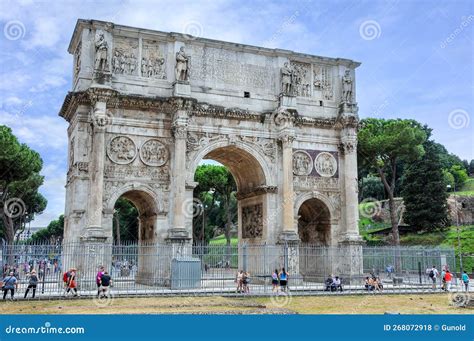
[175,46,189,82]
[94,32,109,72]
[281,62,294,95]
[342,69,353,103]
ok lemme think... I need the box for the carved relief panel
[292,150,338,178]
[112,37,139,76]
[242,203,263,238]
[106,136,137,165]
[141,40,167,79]
[313,65,334,100]
[104,134,171,184]
[290,61,311,97]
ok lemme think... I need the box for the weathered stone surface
[60,19,363,282]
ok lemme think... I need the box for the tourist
[428,265,439,290]
[461,271,470,292]
[24,270,39,299]
[333,276,343,292]
[364,276,374,291]
[324,274,333,291]
[441,268,447,291]
[66,268,79,297]
[242,271,250,293]
[2,271,18,300]
[99,271,112,298]
[444,270,452,292]
[385,265,394,279]
[374,277,383,291]
[235,270,243,293]
[271,269,279,292]
[279,268,289,292]
[96,266,105,297]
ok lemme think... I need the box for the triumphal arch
[59,19,363,285]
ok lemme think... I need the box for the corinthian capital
[278,133,295,148]
[340,136,357,155]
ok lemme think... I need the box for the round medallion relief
[314,152,337,177]
[106,136,137,165]
[292,150,313,176]
[139,139,169,167]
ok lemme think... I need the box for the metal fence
[0,241,466,300]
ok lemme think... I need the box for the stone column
[280,133,298,237]
[83,88,115,239]
[168,106,191,241]
[341,127,360,240]
[71,87,116,290]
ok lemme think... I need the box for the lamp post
[447,184,463,275]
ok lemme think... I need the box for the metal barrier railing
[0,241,465,299]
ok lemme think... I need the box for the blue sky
[0,0,473,227]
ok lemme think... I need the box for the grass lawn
[209,234,238,245]
[1,294,470,315]
[454,178,474,196]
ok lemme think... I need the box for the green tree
[359,175,385,201]
[30,215,64,243]
[442,169,455,189]
[358,118,427,245]
[113,198,138,243]
[194,164,237,246]
[401,141,449,231]
[0,126,47,244]
[449,164,468,190]
[469,159,474,176]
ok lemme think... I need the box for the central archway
[188,142,276,281]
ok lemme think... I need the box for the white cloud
[0,110,68,150]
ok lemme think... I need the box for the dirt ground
[0,294,471,315]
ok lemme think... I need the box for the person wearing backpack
[461,271,470,292]
[428,266,439,290]
[24,270,39,299]
[2,271,18,300]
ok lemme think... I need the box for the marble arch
[59,19,364,284]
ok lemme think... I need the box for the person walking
[428,265,439,290]
[271,269,279,293]
[461,271,470,292]
[279,268,289,292]
[2,271,18,300]
[24,270,39,299]
[444,270,452,292]
[441,268,447,291]
[96,266,105,297]
[66,268,79,297]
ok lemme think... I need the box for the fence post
[242,243,247,272]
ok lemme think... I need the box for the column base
[81,227,108,242]
[173,81,191,97]
[93,70,112,86]
[278,94,297,109]
[278,231,300,244]
[166,228,192,241]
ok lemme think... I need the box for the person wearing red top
[444,270,452,291]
